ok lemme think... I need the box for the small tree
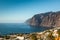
[4,35,10,39]
[30,34,37,40]
[46,32,55,40]
[57,29,60,37]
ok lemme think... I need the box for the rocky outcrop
[26,11,60,27]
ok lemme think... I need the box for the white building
[52,30,58,37]
[16,36,24,40]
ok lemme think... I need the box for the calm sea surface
[0,23,50,35]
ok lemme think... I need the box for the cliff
[26,11,60,27]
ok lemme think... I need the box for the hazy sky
[0,0,60,23]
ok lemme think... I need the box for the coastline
[0,27,60,40]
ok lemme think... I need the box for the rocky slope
[26,11,60,27]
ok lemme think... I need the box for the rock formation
[26,11,60,27]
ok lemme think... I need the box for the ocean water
[0,23,50,35]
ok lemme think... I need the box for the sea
[0,23,50,35]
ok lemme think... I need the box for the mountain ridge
[26,11,60,28]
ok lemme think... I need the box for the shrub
[57,29,60,37]
[30,34,37,40]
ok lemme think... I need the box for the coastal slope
[26,11,60,27]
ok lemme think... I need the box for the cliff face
[27,11,60,27]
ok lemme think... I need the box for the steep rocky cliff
[26,11,60,27]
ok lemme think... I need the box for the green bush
[57,29,60,36]
[4,35,10,39]
[30,34,37,40]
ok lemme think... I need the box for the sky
[0,0,60,23]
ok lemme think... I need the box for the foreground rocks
[0,27,60,40]
[26,11,60,28]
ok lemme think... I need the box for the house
[16,36,24,40]
[52,30,58,37]
[0,38,3,40]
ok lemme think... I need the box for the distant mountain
[26,11,60,28]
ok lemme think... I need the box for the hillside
[26,11,60,28]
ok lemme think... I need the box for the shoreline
[0,27,60,40]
